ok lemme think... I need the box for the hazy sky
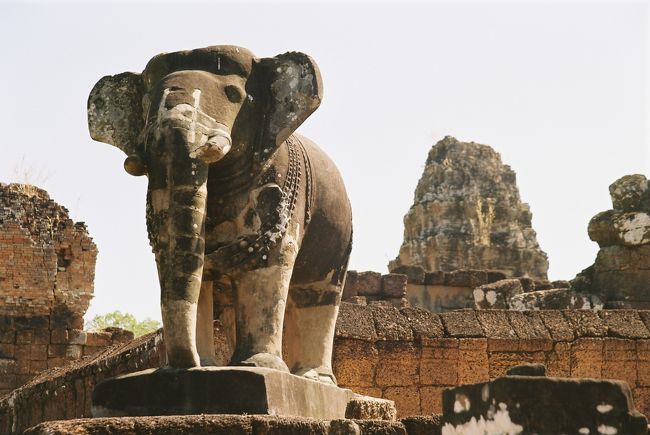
[0,1,647,322]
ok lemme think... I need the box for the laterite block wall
[2,305,650,432]
[333,304,650,418]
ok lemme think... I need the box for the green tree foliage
[86,311,161,337]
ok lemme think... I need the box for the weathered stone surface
[575,175,650,309]
[381,274,407,298]
[473,279,522,309]
[439,311,483,338]
[508,288,602,311]
[400,415,442,435]
[0,183,97,321]
[609,174,650,212]
[371,306,413,341]
[356,272,383,297]
[441,373,648,434]
[345,394,397,421]
[335,303,377,341]
[389,136,548,279]
[24,415,408,435]
[399,308,444,342]
[589,210,650,247]
[92,367,355,419]
[389,266,425,285]
[599,310,650,339]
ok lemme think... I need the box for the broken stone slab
[441,369,648,434]
[507,288,603,311]
[472,279,523,309]
[588,209,650,247]
[92,366,394,420]
[609,174,650,212]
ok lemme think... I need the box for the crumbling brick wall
[0,183,103,394]
[2,307,650,433]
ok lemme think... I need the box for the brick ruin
[3,305,650,433]
[0,184,131,396]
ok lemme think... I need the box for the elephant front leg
[230,242,299,372]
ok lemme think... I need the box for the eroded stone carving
[87,46,352,383]
[390,136,548,279]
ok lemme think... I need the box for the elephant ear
[255,52,323,159]
[87,72,145,156]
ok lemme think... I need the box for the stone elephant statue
[87,45,352,384]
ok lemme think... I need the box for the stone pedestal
[92,367,390,420]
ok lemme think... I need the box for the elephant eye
[224,85,244,103]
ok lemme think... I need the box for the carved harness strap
[208,135,313,273]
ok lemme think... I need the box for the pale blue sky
[0,1,647,321]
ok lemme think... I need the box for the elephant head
[88,46,323,367]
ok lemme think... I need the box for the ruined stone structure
[390,136,549,279]
[574,174,650,309]
[0,183,96,321]
[3,305,650,433]
[0,184,131,396]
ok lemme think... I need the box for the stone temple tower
[389,136,548,279]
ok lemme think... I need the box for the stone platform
[23,415,439,435]
[92,367,394,420]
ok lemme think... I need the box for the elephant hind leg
[284,279,343,385]
[196,280,216,366]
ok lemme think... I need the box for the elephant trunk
[147,128,209,368]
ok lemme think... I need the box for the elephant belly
[291,135,352,287]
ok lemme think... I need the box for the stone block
[476,310,516,339]
[509,288,599,310]
[419,386,445,414]
[486,270,507,283]
[571,338,604,378]
[564,310,607,337]
[473,279,522,309]
[66,345,83,359]
[401,415,443,435]
[389,265,425,284]
[32,328,50,345]
[371,305,413,341]
[442,376,648,434]
[68,329,88,345]
[333,338,378,388]
[85,331,113,347]
[50,328,69,344]
[30,344,47,361]
[105,328,134,343]
[439,311,483,338]
[356,271,382,297]
[507,311,551,339]
[519,277,535,292]
[458,338,489,385]
[0,343,15,358]
[375,342,420,387]
[488,351,545,378]
[92,367,355,419]
[538,310,575,341]
[381,274,407,298]
[383,386,421,417]
[16,329,33,344]
[400,307,444,343]
[600,310,650,339]
[345,394,397,421]
[424,271,445,285]
[0,330,15,344]
[444,270,487,288]
[545,342,571,377]
[29,359,47,375]
[420,341,458,385]
[47,344,67,358]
